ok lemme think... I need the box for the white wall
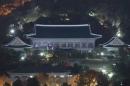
[31,38,97,52]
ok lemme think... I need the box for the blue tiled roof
[29,24,101,38]
[102,36,128,47]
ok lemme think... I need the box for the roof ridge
[5,36,30,47]
[103,36,126,47]
[35,24,90,27]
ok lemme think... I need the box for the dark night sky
[0,0,130,45]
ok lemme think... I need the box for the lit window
[38,42,41,46]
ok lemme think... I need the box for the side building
[27,24,102,52]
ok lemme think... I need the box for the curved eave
[26,33,36,38]
[4,45,32,48]
[90,33,102,39]
[27,36,101,38]
[104,44,128,47]
[27,24,102,39]
[26,33,102,38]
[102,36,127,47]
[102,37,115,46]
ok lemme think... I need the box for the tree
[4,82,11,86]
[13,78,23,86]
[27,77,40,86]
[112,47,130,82]
[37,73,49,86]
[77,70,109,86]
[71,63,82,74]
[0,47,20,69]
[62,82,70,86]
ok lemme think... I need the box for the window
[41,42,48,48]
[34,43,38,48]
[61,43,67,48]
[47,43,53,49]
[88,43,94,48]
[54,43,59,48]
[75,42,80,48]
[68,42,73,48]
[38,42,41,46]
[81,43,87,48]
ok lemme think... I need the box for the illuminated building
[4,37,31,51]
[102,36,129,51]
[27,24,102,52]
[0,0,31,16]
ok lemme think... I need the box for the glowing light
[89,11,96,17]
[68,75,72,77]
[20,56,25,61]
[29,75,34,78]
[116,29,122,37]
[116,32,122,37]
[10,29,15,34]
[60,75,65,78]
[120,82,123,86]
[65,18,70,21]
[101,69,107,74]
[100,52,104,56]
[112,63,116,66]
[39,52,45,56]
[0,0,31,16]
[108,72,114,78]
[46,53,53,58]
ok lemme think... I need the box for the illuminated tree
[37,73,49,86]
[62,82,69,86]
[77,70,109,86]
[0,72,12,86]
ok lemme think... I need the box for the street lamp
[116,30,122,37]
[10,29,15,34]
[116,32,122,37]
[20,56,25,61]
[65,18,70,21]
[39,52,45,56]
[101,69,107,74]
[29,75,34,78]
[100,52,104,56]
[108,72,114,79]
[8,29,16,37]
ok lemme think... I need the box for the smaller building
[100,36,130,58]
[4,37,31,51]
[102,36,129,51]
